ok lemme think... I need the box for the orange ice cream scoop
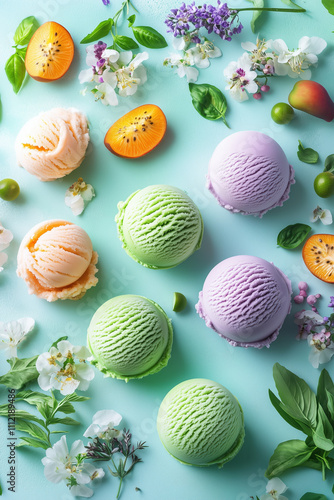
[17,220,98,302]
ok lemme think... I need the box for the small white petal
[69,439,86,458]
[70,485,94,498]
[81,185,95,202]
[37,372,53,391]
[0,252,8,269]
[130,51,149,68]
[300,36,327,55]
[66,195,85,216]
[83,423,100,438]
[0,227,13,252]
[300,68,312,80]
[117,50,133,67]
[102,48,120,63]
[79,68,94,84]
[93,409,122,427]
[173,37,186,50]
[57,340,74,356]
[241,41,257,51]
[320,209,333,225]
[184,66,199,83]
[266,477,287,495]
[17,317,35,333]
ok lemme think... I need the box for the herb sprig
[277,223,311,249]
[5,16,39,93]
[266,363,334,484]
[189,83,229,126]
[81,0,167,50]
[297,141,319,164]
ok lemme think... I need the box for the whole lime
[0,178,20,201]
[314,172,334,198]
[271,103,295,124]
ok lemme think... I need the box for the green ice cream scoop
[87,295,173,382]
[115,185,203,269]
[157,378,244,467]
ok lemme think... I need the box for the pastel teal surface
[0,1,333,499]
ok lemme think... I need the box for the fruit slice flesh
[303,234,334,283]
[104,104,167,158]
[25,22,74,82]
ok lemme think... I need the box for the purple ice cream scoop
[196,255,292,348]
[207,131,295,217]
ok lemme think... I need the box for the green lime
[271,102,295,124]
[0,178,20,201]
[173,292,187,312]
[314,172,334,198]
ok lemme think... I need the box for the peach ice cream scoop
[15,108,89,181]
[17,220,98,302]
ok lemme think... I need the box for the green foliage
[189,83,229,126]
[277,223,311,249]
[297,141,319,164]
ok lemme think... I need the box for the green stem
[235,7,306,12]
[116,455,128,499]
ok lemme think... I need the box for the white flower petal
[66,195,85,216]
[57,340,74,356]
[184,66,199,83]
[299,68,312,80]
[102,69,117,88]
[130,51,149,68]
[86,45,96,66]
[37,372,53,391]
[70,485,94,498]
[246,80,258,94]
[0,227,13,252]
[73,345,92,359]
[230,86,248,102]
[83,423,100,438]
[102,48,120,63]
[117,50,133,67]
[133,65,147,85]
[320,209,333,225]
[0,252,8,268]
[76,363,95,383]
[266,477,287,495]
[241,41,257,51]
[300,36,327,55]
[79,68,94,84]
[172,37,186,50]
[16,317,35,334]
[81,185,95,202]
[93,409,122,427]
[70,439,86,458]
[195,58,210,69]
[274,61,289,76]
[59,377,80,395]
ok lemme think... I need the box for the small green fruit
[271,103,295,124]
[0,178,20,201]
[314,172,334,198]
[173,292,187,312]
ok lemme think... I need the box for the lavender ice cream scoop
[207,131,295,217]
[196,255,292,348]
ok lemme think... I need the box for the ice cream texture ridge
[87,294,173,381]
[157,379,245,467]
[116,184,204,269]
[207,131,295,217]
[15,107,89,181]
[196,255,292,348]
[17,220,98,302]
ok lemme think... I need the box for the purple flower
[94,41,107,61]
[102,0,110,5]
[329,296,334,308]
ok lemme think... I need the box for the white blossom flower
[101,48,119,64]
[0,318,35,357]
[84,410,122,439]
[0,222,13,251]
[310,206,332,225]
[224,52,258,102]
[0,252,8,272]
[65,178,95,216]
[260,478,288,500]
[96,81,119,106]
[42,435,104,497]
[271,36,327,79]
[187,41,221,68]
[105,51,149,97]
[308,331,334,368]
[164,52,199,82]
[37,340,95,395]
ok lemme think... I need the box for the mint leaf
[50,336,68,350]
[15,47,27,60]
[322,0,334,15]
[324,154,334,173]
[265,439,315,478]
[13,16,39,45]
[132,26,167,48]
[189,83,229,126]
[312,405,334,451]
[114,35,139,50]
[273,363,317,430]
[297,141,319,164]
[5,53,26,94]
[16,436,49,450]
[49,416,81,426]
[128,14,136,27]
[300,494,328,500]
[0,355,38,389]
[80,19,112,44]
[0,406,45,426]
[15,390,52,407]
[269,390,312,435]
[15,420,49,444]
[317,369,334,421]
[277,223,311,249]
[246,0,265,33]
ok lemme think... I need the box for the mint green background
[0,1,334,499]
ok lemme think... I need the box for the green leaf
[281,0,303,7]
[273,363,317,430]
[50,430,69,434]
[246,0,265,33]
[0,406,45,426]
[317,369,334,420]
[128,14,136,27]
[49,416,81,426]
[15,420,49,444]
[80,19,111,44]
[312,405,334,451]
[269,390,312,435]
[52,392,89,416]
[300,494,328,500]
[15,390,52,407]
[132,26,167,49]
[0,355,38,389]
[5,53,26,94]
[324,154,334,173]
[322,0,334,15]
[297,141,319,164]
[277,223,311,249]
[13,16,39,45]
[303,457,323,471]
[61,393,90,403]
[189,83,229,125]
[114,35,139,50]
[15,47,27,60]
[49,336,68,350]
[16,436,49,450]
[265,439,315,478]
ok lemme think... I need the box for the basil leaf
[0,406,45,426]
[312,405,334,451]
[80,19,112,44]
[50,335,68,350]
[189,83,229,125]
[15,390,52,407]
[322,0,334,15]
[49,416,81,426]
[277,223,311,249]
[297,140,319,164]
[128,14,136,27]
[303,457,323,471]
[324,154,334,173]
[317,369,334,420]
[5,53,26,94]
[265,439,315,478]
[273,363,317,430]
[300,494,328,500]
[114,35,139,50]
[269,390,312,435]
[14,16,39,45]
[246,0,265,33]
[132,26,167,48]
[16,436,49,450]
[16,47,27,60]
[61,393,90,403]
[0,355,38,389]
[15,420,49,444]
